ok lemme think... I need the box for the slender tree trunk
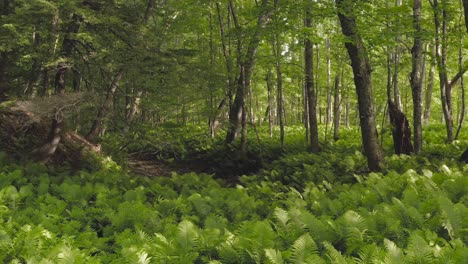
[424,44,436,123]
[267,71,274,138]
[305,8,320,153]
[303,81,310,143]
[210,98,227,137]
[393,0,403,111]
[337,0,385,171]
[123,90,143,134]
[410,0,424,153]
[0,52,8,101]
[333,74,341,141]
[326,38,333,126]
[463,0,468,32]
[272,35,284,149]
[455,6,466,139]
[86,69,124,141]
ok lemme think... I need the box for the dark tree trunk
[389,101,414,155]
[86,69,124,141]
[0,52,8,101]
[410,0,424,153]
[333,74,341,141]
[54,13,82,95]
[337,0,385,171]
[305,9,320,153]
[225,0,274,146]
[144,0,157,22]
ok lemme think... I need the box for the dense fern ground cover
[1,126,468,263]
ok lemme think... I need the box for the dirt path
[127,158,208,177]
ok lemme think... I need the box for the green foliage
[0,125,467,262]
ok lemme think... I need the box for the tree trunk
[463,0,468,32]
[0,52,8,101]
[424,44,436,123]
[455,8,465,140]
[225,0,274,146]
[272,35,284,149]
[337,0,385,171]
[393,0,403,111]
[267,71,274,138]
[389,100,414,155]
[54,13,82,95]
[333,74,341,141]
[305,8,320,153]
[86,69,124,141]
[326,38,333,126]
[144,0,157,22]
[123,90,143,134]
[210,98,227,137]
[410,0,424,153]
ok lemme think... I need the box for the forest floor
[127,157,209,177]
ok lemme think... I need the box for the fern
[323,241,348,264]
[265,248,284,264]
[438,196,463,240]
[404,232,436,264]
[383,238,403,264]
[289,233,324,264]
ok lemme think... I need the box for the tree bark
[424,44,436,123]
[225,0,274,146]
[272,35,284,149]
[389,100,414,155]
[54,13,82,94]
[410,0,424,153]
[86,69,124,141]
[337,0,385,171]
[305,7,320,153]
[267,71,274,138]
[333,74,341,141]
[463,0,468,32]
[0,52,8,101]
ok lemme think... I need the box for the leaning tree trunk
[410,0,424,153]
[86,69,124,141]
[305,7,320,153]
[35,109,64,163]
[337,0,385,171]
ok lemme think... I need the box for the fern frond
[323,241,347,264]
[404,232,435,264]
[265,248,284,264]
[273,207,289,227]
[383,238,403,264]
[289,233,319,264]
[177,220,199,251]
[438,196,462,240]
